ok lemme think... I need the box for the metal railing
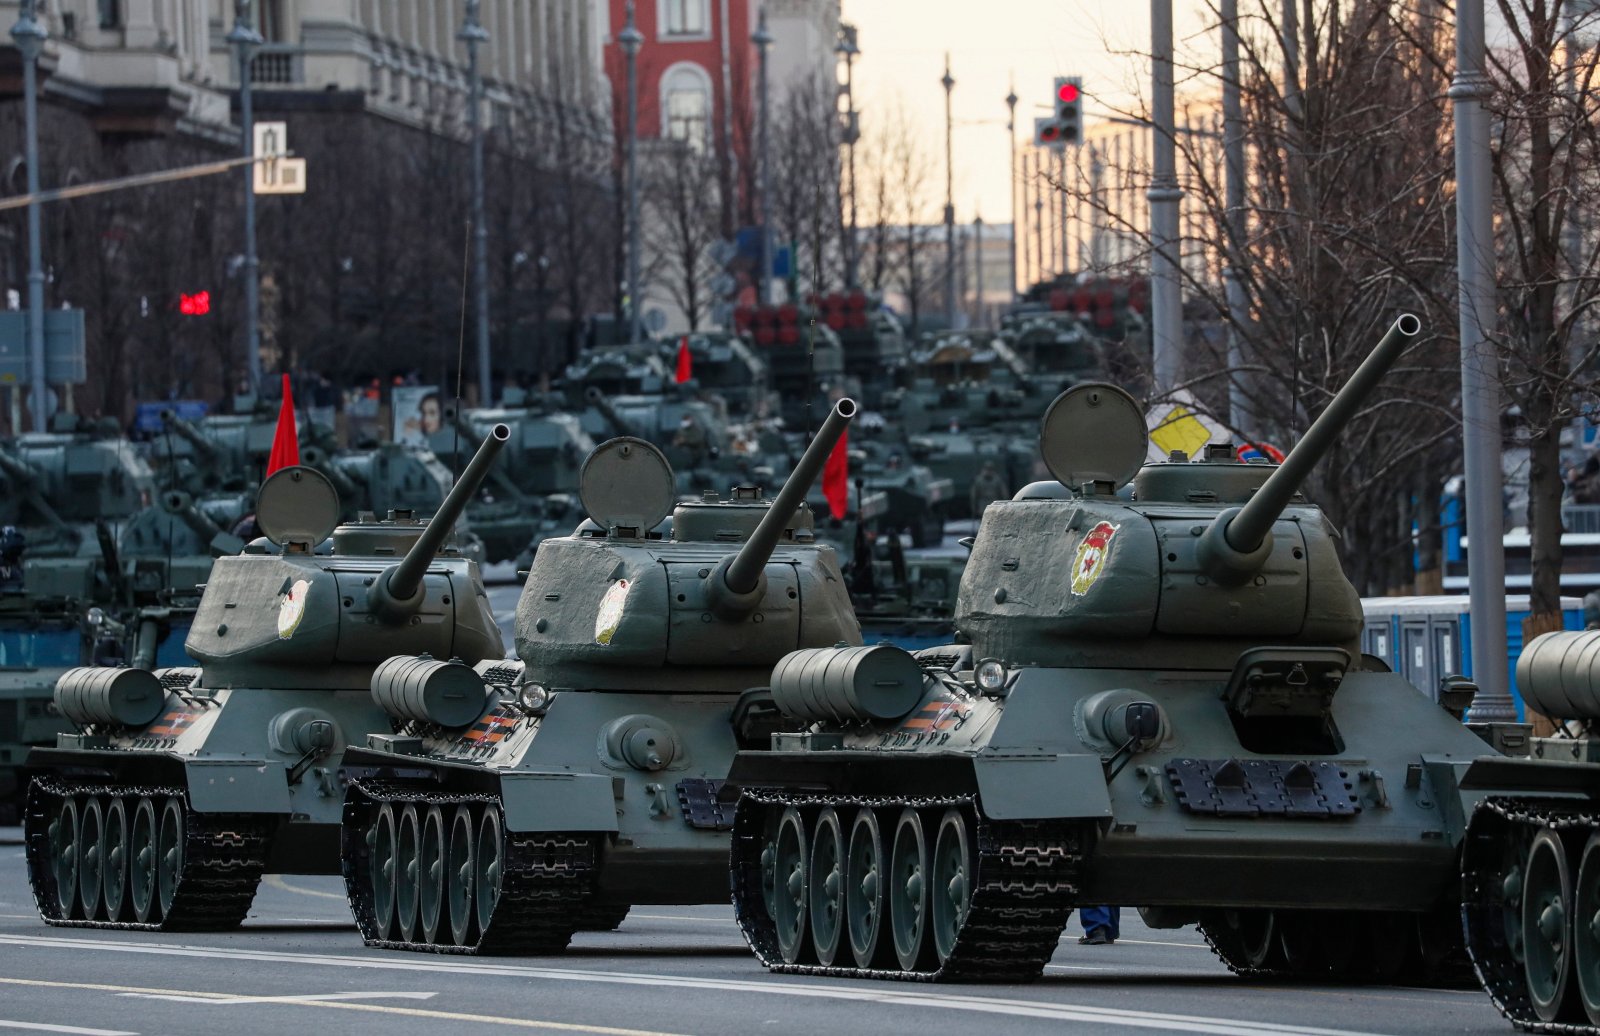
[248,45,301,85]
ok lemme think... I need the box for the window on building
[661,0,708,37]
[98,0,120,30]
[662,65,710,151]
[256,0,285,42]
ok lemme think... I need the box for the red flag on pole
[675,336,693,384]
[822,427,849,520]
[265,373,299,477]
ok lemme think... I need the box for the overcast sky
[839,1,1228,228]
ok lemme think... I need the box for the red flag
[822,427,848,520]
[265,373,299,477]
[675,336,693,384]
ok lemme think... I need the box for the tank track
[1462,796,1600,1034]
[24,776,272,931]
[730,788,1085,982]
[342,778,599,955]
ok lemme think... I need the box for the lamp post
[1005,82,1018,302]
[941,54,955,328]
[460,0,491,402]
[974,214,984,327]
[1221,0,1249,433]
[1148,0,1184,394]
[1452,0,1512,721]
[10,0,44,431]
[836,23,859,290]
[227,0,262,401]
[753,8,773,306]
[619,2,643,340]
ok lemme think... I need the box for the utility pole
[753,8,773,305]
[1452,0,1512,721]
[974,214,985,327]
[1148,0,1184,394]
[11,0,45,431]
[619,3,644,340]
[1221,0,1249,432]
[837,24,859,290]
[1005,81,1018,301]
[460,0,491,401]
[941,54,956,327]
[227,0,262,401]
[1032,150,1043,289]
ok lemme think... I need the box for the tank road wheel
[396,804,421,942]
[474,806,503,938]
[129,797,159,923]
[1573,833,1600,1024]
[447,805,477,947]
[931,808,973,964]
[1523,829,1580,1022]
[101,797,129,923]
[808,808,846,966]
[846,807,888,968]
[889,808,933,973]
[772,806,810,964]
[49,795,80,919]
[1201,908,1279,971]
[759,808,782,921]
[418,805,446,945]
[368,803,398,940]
[77,797,105,922]
[156,797,186,920]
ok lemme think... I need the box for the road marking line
[262,875,349,901]
[119,991,437,1005]
[0,934,1408,1036]
[0,1023,136,1036]
[0,977,678,1036]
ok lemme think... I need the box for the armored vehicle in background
[0,431,155,555]
[0,562,84,823]
[562,344,674,403]
[726,315,1523,984]
[151,408,334,497]
[23,427,510,931]
[663,332,769,416]
[734,305,847,428]
[338,401,859,954]
[803,292,907,408]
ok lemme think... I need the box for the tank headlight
[975,658,1008,695]
[519,682,551,715]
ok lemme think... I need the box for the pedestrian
[970,460,1009,516]
[1077,905,1120,945]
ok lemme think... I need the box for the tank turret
[584,385,638,439]
[158,409,220,467]
[335,403,861,954]
[24,426,512,934]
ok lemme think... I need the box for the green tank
[337,400,859,954]
[725,314,1515,983]
[1458,636,1600,1031]
[664,332,769,416]
[0,556,85,823]
[22,426,510,932]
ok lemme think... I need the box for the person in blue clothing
[1078,906,1120,945]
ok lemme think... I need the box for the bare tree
[645,142,721,330]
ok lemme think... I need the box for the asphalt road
[0,830,1508,1036]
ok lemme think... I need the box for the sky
[840,0,1218,228]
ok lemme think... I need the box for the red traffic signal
[178,291,211,316]
[1057,82,1079,104]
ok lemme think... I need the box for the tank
[1458,635,1600,1031]
[0,432,155,554]
[0,553,85,823]
[337,399,860,954]
[663,332,769,416]
[723,314,1519,983]
[22,425,511,932]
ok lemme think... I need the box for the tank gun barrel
[158,489,222,542]
[1199,313,1421,584]
[159,409,219,463]
[585,387,636,438]
[713,399,856,611]
[369,424,509,620]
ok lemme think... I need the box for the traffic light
[178,291,210,316]
[1054,77,1083,144]
[1034,116,1062,149]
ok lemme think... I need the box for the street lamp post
[619,2,643,341]
[753,8,773,306]
[1221,0,1250,434]
[460,0,491,402]
[1005,82,1018,302]
[974,214,984,327]
[10,0,45,431]
[941,54,956,328]
[1148,0,1184,394]
[837,24,859,291]
[1452,0,1512,721]
[227,0,262,401]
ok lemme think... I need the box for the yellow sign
[1148,404,1215,459]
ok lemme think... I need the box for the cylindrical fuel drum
[54,667,167,728]
[370,655,487,728]
[1517,630,1600,721]
[770,645,924,724]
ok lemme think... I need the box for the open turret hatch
[256,466,341,548]
[580,436,675,537]
[1039,382,1147,492]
